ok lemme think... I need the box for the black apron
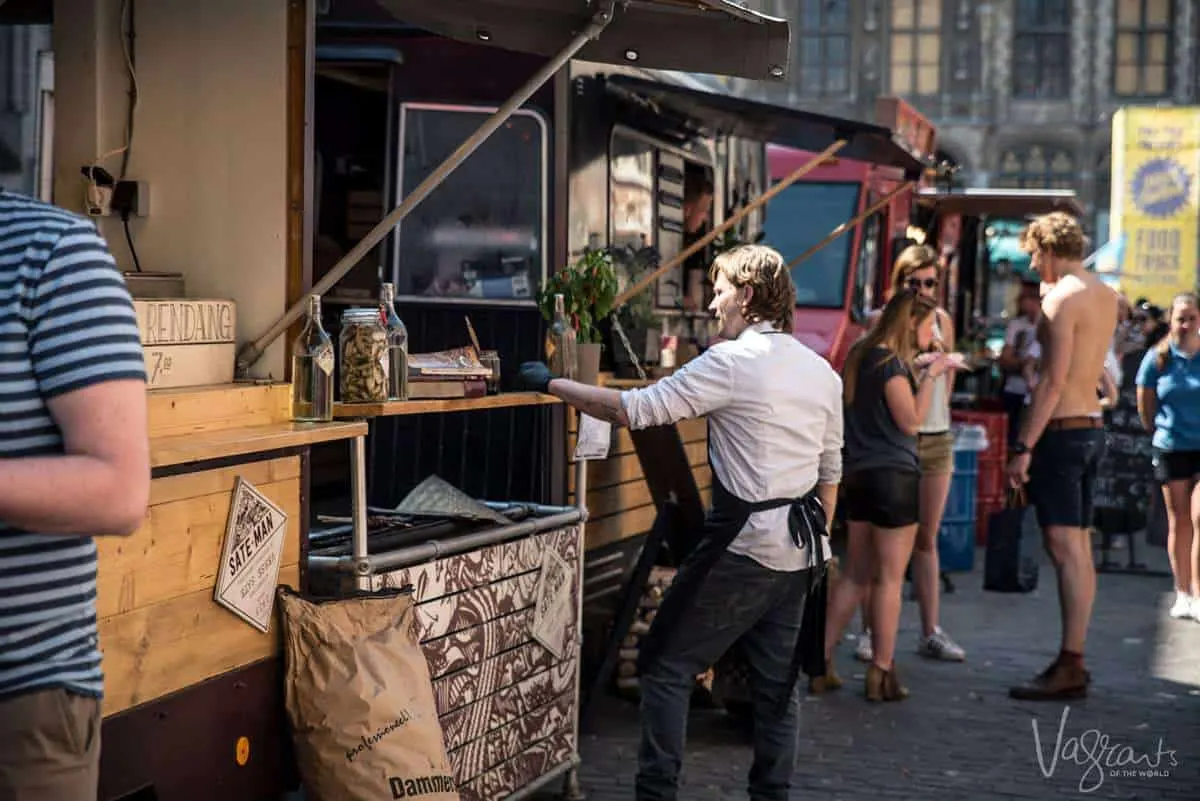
[638,428,830,710]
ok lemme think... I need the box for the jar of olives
[338,308,389,403]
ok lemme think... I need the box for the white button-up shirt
[620,322,844,572]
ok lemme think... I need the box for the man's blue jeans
[636,551,810,801]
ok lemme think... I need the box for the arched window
[996,145,1075,190]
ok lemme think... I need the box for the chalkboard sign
[1093,349,1155,533]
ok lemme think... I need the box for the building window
[890,0,943,96]
[796,0,851,96]
[996,145,1076,190]
[1114,0,1173,97]
[1012,0,1071,99]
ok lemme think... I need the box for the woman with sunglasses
[820,289,950,700]
[1137,293,1200,621]
[843,246,967,667]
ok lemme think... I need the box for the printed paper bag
[278,587,459,801]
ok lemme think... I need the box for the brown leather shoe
[808,660,844,695]
[865,663,909,702]
[1008,661,1090,701]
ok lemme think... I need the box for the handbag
[983,488,1041,593]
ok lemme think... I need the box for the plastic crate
[944,451,979,521]
[977,456,1007,499]
[938,519,976,572]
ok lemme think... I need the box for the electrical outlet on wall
[111,180,150,218]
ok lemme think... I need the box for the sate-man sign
[215,478,289,632]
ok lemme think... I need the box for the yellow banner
[1110,107,1200,307]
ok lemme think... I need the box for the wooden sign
[135,299,236,390]
[215,477,289,633]
[134,299,236,345]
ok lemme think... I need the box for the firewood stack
[612,567,670,695]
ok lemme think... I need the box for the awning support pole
[786,180,915,270]
[612,138,847,309]
[236,2,617,375]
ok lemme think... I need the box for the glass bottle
[547,293,577,380]
[291,293,334,422]
[379,282,409,400]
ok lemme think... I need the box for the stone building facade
[743,0,1198,240]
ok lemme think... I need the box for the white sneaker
[1168,593,1193,620]
[854,631,874,662]
[917,626,967,661]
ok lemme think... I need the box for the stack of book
[408,346,492,399]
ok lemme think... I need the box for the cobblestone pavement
[562,539,1200,801]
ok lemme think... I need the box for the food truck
[3,1,795,800]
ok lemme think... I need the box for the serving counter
[97,382,366,801]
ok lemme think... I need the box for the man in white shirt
[519,245,843,801]
[999,281,1042,444]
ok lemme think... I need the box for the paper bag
[983,491,1041,594]
[278,587,459,801]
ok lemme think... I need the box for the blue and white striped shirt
[0,191,146,700]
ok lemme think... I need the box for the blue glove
[517,361,553,393]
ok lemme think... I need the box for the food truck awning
[604,74,930,178]
[917,188,1084,217]
[376,0,790,82]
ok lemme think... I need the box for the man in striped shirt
[0,191,149,800]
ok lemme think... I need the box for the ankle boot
[865,663,909,702]
[808,660,844,695]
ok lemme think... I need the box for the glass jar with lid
[339,308,389,403]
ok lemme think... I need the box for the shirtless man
[1005,212,1118,700]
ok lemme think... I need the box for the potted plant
[537,248,618,385]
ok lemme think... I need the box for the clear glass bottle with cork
[379,282,409,400]
[546,292,577,380]
[291,293,335,422]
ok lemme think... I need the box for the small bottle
[547,293,577,380]
[291,294,334,422]
[379,282,409,400]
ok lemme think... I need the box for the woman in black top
[818,290,950,701]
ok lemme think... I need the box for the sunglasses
[906,278,939,290]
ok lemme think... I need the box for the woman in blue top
[1136,292,1200,621]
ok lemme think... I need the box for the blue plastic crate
[938,519,976,572]
[943,451,979,521]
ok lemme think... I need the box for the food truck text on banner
[1110,107,1200,308]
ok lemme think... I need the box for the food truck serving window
[762,181,861,309]
[391,103,549,303]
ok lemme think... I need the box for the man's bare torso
[1037,273,1118,419]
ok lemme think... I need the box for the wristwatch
[1011,441,1031,456]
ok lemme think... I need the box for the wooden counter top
[333,392,559,419]
[150,420,367,469]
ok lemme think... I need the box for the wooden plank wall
[97,456,302,717]
[373,526,582,801]
[567,410,711,551]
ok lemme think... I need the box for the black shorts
[842,468,920,529]
[1028,426,1106,529]
[1152,448,1200,483]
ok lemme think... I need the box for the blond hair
[709,244,796,333]
[888,244,940,300]
[1156,293,1199,371]
[1020,212,1086,261]
[843,289,937,403]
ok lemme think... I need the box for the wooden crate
[373,526,582,801]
